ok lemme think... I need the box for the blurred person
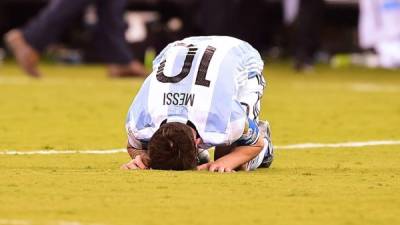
[283,0,325,71]
[121,36,274,172]
[4,0,146,78]
[359,0,400,68]
[195,0,239,36]
[194,0,272,51]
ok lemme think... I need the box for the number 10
[156,44,216,87]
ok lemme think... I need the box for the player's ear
[194,138,201,146]
[142,153,151,167]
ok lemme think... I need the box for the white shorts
[239,72,270,170]
[237,72,266,121]
[246,135,272,171]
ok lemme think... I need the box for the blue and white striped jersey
[126,36,264,149]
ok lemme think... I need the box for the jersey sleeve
[234,118,260,146]
[127,135,149,150]
[126,126,149,150]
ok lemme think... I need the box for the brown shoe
[4,29,41,77]
[108,60,148,78]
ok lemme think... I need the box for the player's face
[190,127,202,150]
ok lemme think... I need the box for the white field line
[0,219,31,225]
[350,83,400,93]
[0,149,125,155]
[0,219,104,225]
[1,140,400,155]
[275,140,400,150]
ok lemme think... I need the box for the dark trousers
[294,0,325,65]
[195,0,271,51]
[22,0,133,64]
[196,0,240,36]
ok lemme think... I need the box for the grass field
[0,61,399,225]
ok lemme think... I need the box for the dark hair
[148,122,197,170]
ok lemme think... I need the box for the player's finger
[121,159,136,170]
[209,164,218,172]
[197,162,211,170]
[135,156,148,169]
[127,164,138,170]
[126,162,138,170]
[218,167,225,173]
[120,164,129,170]
[225,168,234,173]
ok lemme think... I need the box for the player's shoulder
[182,36,246,47]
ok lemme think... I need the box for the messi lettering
[163,92,195,106]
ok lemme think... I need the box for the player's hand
[197,162,235,173]
[121,154,149,170]
[197,162,212,171]
[209,162,235,173]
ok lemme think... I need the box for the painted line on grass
[1,140,400,155]
[0,149,126,155]
[0,219,104,225]
[275,140,400,150]
[350,83,400,93]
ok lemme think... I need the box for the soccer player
[121,36,274,172]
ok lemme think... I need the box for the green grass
[0,62,400,225]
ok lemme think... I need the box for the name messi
[163,92,195,106]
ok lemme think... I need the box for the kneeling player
[121,36,274,172]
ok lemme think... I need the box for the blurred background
[0,0,400,76]
[1,0,398,76]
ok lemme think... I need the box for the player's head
[148,122,198,170]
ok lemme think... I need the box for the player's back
[127,36,262,146]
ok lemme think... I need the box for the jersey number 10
[156,44,216,87]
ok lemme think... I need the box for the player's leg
[238,71,274,170]
[94,0,147,77]
[214,123,272,171]
[214,144,247,170]
[256,120,274,168]
[214,44,272,170]
[22,0,92,52]
[5,0,91,76]
[214,144,235,161]
[197,149,211,165]
[94,0,131,64]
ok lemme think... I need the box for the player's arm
[121,142,150,170]
[205,138,263,172]
[127,142,146,159]
[198,119,263,172]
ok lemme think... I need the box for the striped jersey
[126,36,264,149]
